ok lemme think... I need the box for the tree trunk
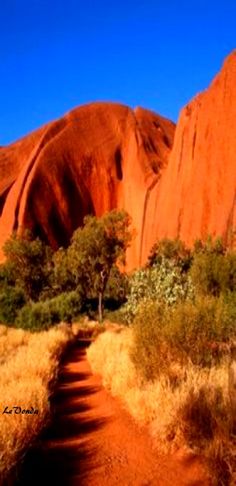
[98,291,103,323]
[98,269,108,323]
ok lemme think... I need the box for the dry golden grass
[72,318,106,339]
[0,322,78,484]
[87,328,235,485]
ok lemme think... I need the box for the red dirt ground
[17,340,210,485]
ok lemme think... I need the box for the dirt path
[18,340,209,486]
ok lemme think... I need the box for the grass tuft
[87,327,235,484]
[0,323,78,483]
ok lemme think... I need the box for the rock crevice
[0,51,235,268]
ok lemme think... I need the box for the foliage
[0,210,132,325]
[16,301,58,331]
[191,241,236,296]
[193,235,226,256]
[16,290,83,330]
[52,247,77,294]
[148,237,192,272]
[122,258,194,323]
[88,327,235,485]
[165,296,236,366]
[48,291,83,323]
[180,386,234,485]
[61,209,132,320]
[88,234,236,485]
[2,232,53,301]
[0,261,16,289]
[130,301,168,381]
[0,287,26,324]
[104,265,130,306]
[131,296,236,381]
[68,210,132,291]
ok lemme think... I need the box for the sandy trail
[17,340,209,486]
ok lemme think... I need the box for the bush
[130,301,168,381]
[16,301,58,331]
[2,232,53,301]
[180,386,233,485]
[191,240,236,296]
[0,287,26,324]
[166,297,236,366]
[104,266,130,307]
[131,296,236,381]
[16,291,83,331]
[48,291,83,323]
[148,237,192,272]
[122,258,194,323]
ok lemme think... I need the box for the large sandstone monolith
[0,51,235,270]
[143,50,236,251]
[0,103,175,269]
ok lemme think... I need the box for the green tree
[2,232,53,301]
[66,210,132,321]
[104,265,130,306]
[0,286,26,324]
[52,247,77,294]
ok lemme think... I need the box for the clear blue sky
[0,0,235,145]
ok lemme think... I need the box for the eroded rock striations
[0,51,235,269]
[0,103,175,269]
[145,50,236,250]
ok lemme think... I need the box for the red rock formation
[143,50,236,256]
[0,103,175,269]
[1,51,235,269]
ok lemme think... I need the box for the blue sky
[0,0,235,145]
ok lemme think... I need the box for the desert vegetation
[0,209,132,329]
[88,235,236,485]
[0,322,81,484]
[0,210,132,482]
[0,211,235,484]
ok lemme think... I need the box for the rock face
[144,50,236,249]
[0,51,235,270]
[0,103,175,269]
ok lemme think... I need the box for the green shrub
[16,301,58,331]
[131,296,236,381]
[2,232,53,301]
[191,240,236,296]
[165,296,235,366]
[104,266,130,306]
[122,258,194,323]
[16,291,83,331]
[0,287,26,324]
[130,301,168,380]
[148,237,192,272]
[48,291,83,322]
[193,236,226,256]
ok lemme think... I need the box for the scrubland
[87,236,236,485]
[0,224,235,484]
[88,321,236,486]
[0,322,80,485]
